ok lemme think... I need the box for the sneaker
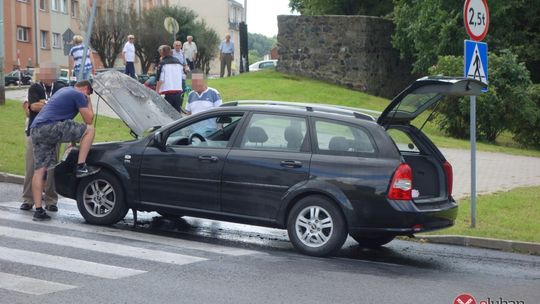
[76,164,100,178]
[45,205,58,212]
[33,209,51,221]
[20,203,33,211]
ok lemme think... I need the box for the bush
[428,50,537,142]
[513,84,540,147]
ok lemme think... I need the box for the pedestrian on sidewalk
[29,80,98,221]
[183,35,197,71]
[123,34,136,79]
[219,34,234,78]
[68,35,96,82]
[20,63,65,212]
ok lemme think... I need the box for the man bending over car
[29,80,98,221]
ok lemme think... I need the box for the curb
[416,235,540,256]
[0,173,24,185]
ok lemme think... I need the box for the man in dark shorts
[29,80,98,221]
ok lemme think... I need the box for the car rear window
[314,119,376,156]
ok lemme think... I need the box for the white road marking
[0,226,207,265]
[0,272,76,295]
[0,206,260,256]
[0,246,146,279]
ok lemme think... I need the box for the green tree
[82,2,131,68]
[128,6,218,74]
[392,0,540,81]
[429,50,536,142]
[289,0,393,16]
[248,33,276,58]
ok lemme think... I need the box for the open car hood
[377,77,487,126]
[92,71,181,137]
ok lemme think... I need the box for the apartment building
[3,0,244,75]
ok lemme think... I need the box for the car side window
[314,120,376,155]
[387,129,420,153]
[165,114,243,148]
[240,113,307,152]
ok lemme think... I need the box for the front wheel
[287,195,347,257]
[351,235,395,248]
[76,170,128,225]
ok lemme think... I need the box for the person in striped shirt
[68,35,95,82]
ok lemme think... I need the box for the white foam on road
[0,272,76,295]
[0,246,146,279]
[0,204,260,256]
[0,226,207,266]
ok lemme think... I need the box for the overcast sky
[235,0,298,37]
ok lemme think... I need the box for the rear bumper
[348,198,458,237]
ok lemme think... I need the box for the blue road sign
[464,40,488,86]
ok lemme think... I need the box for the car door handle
[198,155,219,162]
[280,160,303,168]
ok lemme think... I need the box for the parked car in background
[54,72,486,257]
[249,59,278,71]
[5,70,32,86]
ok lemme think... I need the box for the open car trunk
[379,77,486,203]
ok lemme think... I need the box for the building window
[39,0,47,10]
[71,0,79,18]
[41,31,49,49]
[51,0,59,11]
[52,32,61,48]
[17,27,30,42]
[60,0,67,13]
[17,0,29,3]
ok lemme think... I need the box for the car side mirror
[153,132,165,151]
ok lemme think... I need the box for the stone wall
[277,15,414,99]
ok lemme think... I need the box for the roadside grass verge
[420,186,540,243]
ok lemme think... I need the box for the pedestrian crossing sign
[464,40,488,87]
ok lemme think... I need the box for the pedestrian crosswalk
[0,200,261,296]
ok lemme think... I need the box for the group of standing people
[19,33,231,221]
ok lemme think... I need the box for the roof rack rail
[221,100,378,121]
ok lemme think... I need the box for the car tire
[76,170,129,225]
[287,195,347,257]
[351,235,395,248]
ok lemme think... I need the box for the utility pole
[0,0,5,106]
[78,0,97,81]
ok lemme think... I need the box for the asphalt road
[0,183,538,304]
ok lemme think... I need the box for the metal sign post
[463,0,489,228]
[78,1,98,81]
[164,17,179,44]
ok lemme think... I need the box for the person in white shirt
[122,35,136,78]
[183,35,198,71]
[156,45,184,113]
[186,73,222,135]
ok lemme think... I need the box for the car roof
[218,100,381,125]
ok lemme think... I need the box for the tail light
[388,163,413,200]
[443,161,453,198]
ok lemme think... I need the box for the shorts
[31,120,87,169]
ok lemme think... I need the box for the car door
[138,112,244,211]
[221,112,311,220]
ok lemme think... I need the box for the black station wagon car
[55,72,485,256]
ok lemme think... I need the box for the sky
[235,0,298,37]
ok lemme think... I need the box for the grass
[421,186,540,243]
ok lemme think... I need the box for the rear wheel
[351,235,395,248]
[76,170,128,225]
[287,195,347,257]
